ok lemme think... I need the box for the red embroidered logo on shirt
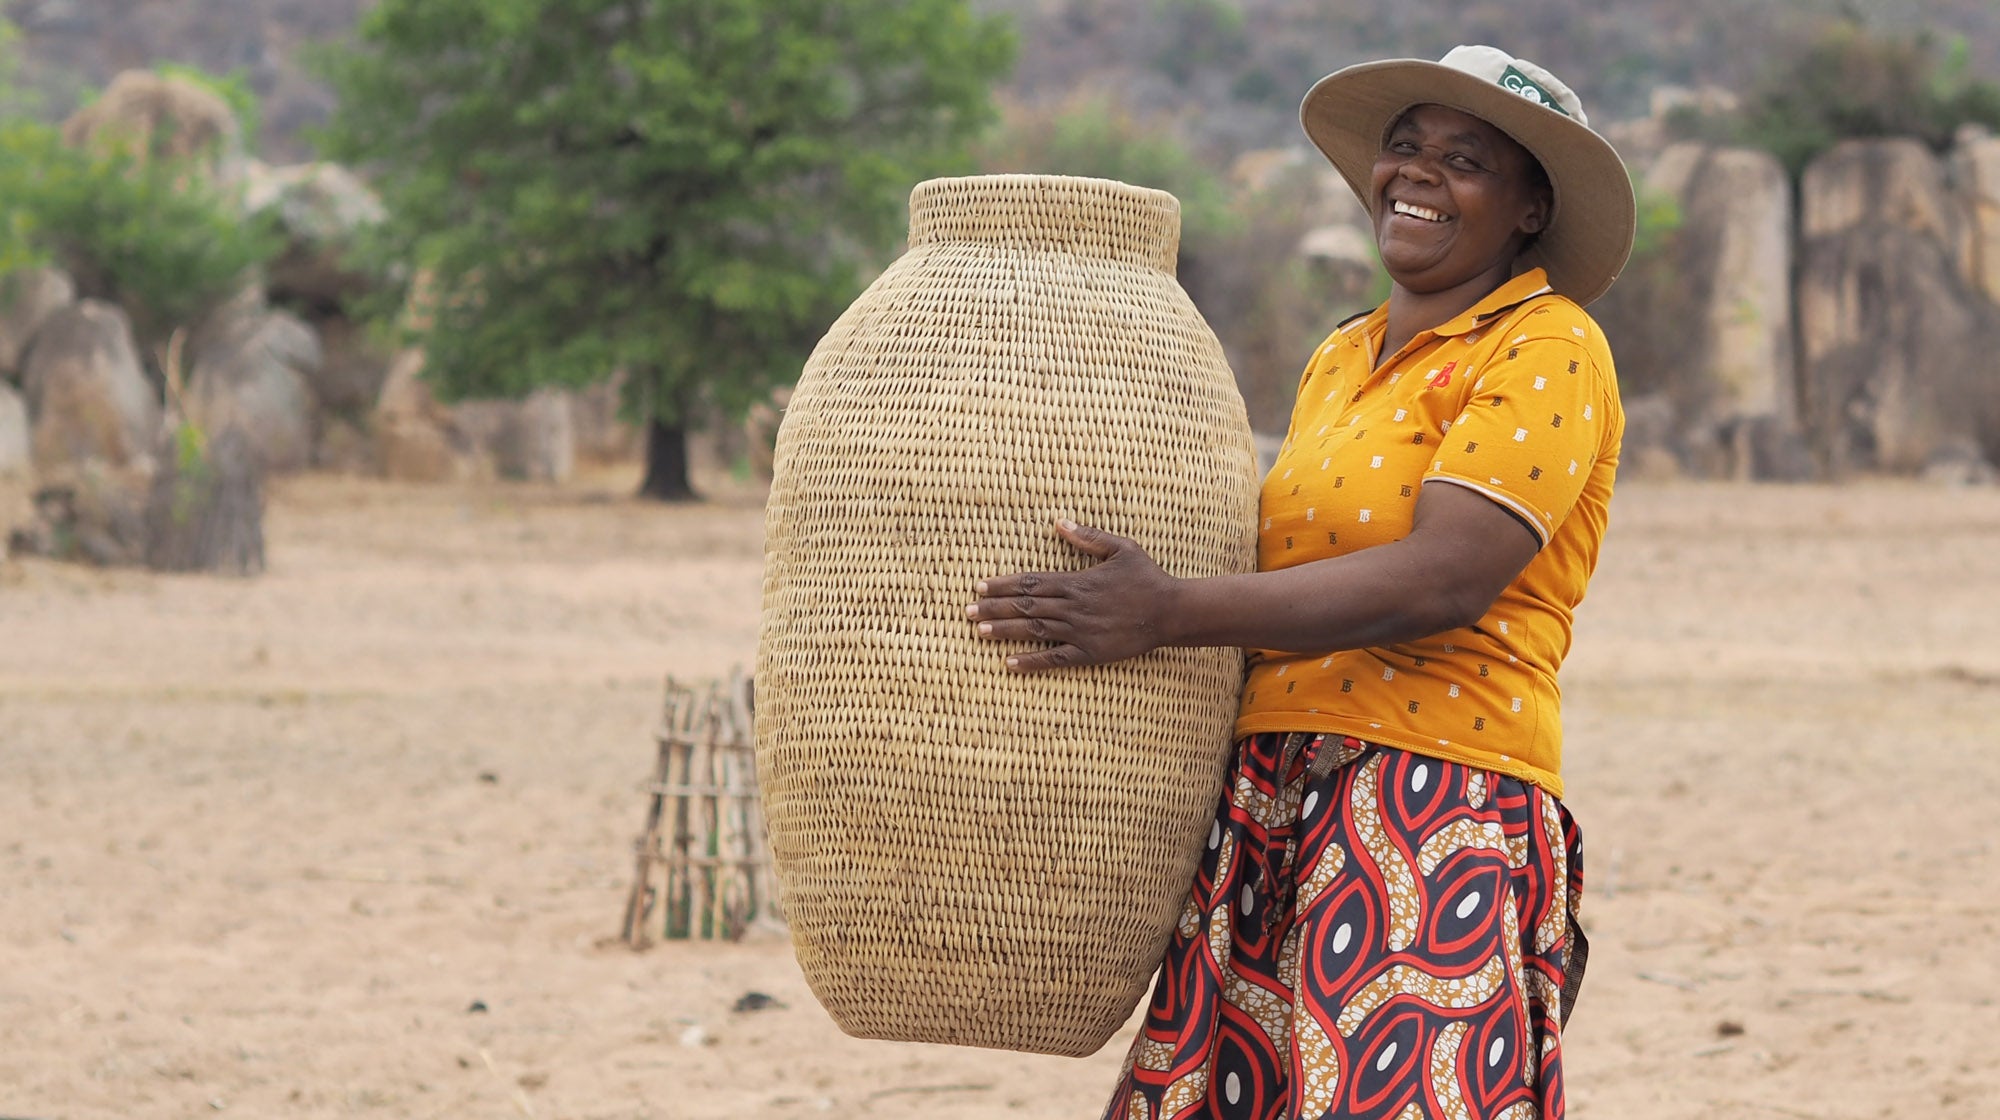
[1426,361,1458,389]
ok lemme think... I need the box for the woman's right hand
[968,520,1178,673]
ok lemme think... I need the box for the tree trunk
[638,415,698,502]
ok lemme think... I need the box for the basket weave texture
[756,175,1260,1057]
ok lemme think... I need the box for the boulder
[1618,392,1684,482]
[1,267,78,379]
[244,161,387,308]
[307,314,394,418]
[1951,129,2000,306]
[186,306,323,473]
[449,389,575,484]
[0,383,29,478]
[312,415,374,474]
[6,468,150,567]
[20,300,161,481]
[743,386,790,481]
[372,349,458,483]
[61,70,246,186]
[1797,139,2000,474]
[1921,436,1998,487]
[448,398,512,478]
[502,388,574,484]
[570,373,640,464]
[1645,143,1798,477]
[1297,223,1380,312]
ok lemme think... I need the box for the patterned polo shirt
[1235,268,1623,797]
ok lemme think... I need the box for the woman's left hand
[968,519,1176,672]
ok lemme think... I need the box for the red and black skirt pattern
[1102,733,1585,1120]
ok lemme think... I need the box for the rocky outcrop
[1,267,78,379]
[1952,130,2000,307]
[5,466,150,567]
[307,315,394,420]
[243,161,387,309]
[0,383,30,478]
[61,70,246,185]
[450,389,576,484]
[570,374,640,465]
[1297,223,1379,313]
[19,300,161,481]
[185,304,323,473]
[372,349,457,484]
[1646,143,1800,477]
[1797,139,2000,476]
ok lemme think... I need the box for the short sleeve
[1425,334,1611,546]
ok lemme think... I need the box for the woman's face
[1368,104,1550,296]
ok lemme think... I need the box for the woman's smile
[1391,200,1450,223]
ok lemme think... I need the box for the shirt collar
[1430,268,1555,338]
[1347,267,1557,344]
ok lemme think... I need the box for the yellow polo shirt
[1235,269,1623,797]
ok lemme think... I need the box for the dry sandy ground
[2,469,1997,1120]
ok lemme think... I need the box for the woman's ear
[1521,187,1552,237]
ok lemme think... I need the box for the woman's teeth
[1393,201,1448,222]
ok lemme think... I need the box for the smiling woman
[1370,106,1551,337]
[968,44,1637,1120]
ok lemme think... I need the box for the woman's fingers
[1003,645,1086,673]
[972,520,1128,609]
[973,616,1071,642]
[967,584,1063,621]
[972,570,1065,604]
[1054,518,1127,561]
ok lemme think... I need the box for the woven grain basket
[756,175,1259,1057]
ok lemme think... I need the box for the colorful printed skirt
[1102,733,1585,1120]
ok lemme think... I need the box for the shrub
[0,24,277,348]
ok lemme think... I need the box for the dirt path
[2,473,1995,1119]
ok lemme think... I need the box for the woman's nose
[1398,153,1444,183]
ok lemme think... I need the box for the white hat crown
[1435,45,1589,129]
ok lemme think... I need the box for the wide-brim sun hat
[1300,44,1637,306]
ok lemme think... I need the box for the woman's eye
[1449,155,1482,171]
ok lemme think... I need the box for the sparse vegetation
[0,20,279,347]
[1668,23,2000,176]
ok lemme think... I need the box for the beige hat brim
[1300,58,1637,306]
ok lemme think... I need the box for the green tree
[315,0,1015,500]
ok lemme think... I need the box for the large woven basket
[756,174,1259,1057]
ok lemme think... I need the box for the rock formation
[185,302,323,473]
[243,160,387,309]
[1,267,78,379]
[1952,129,2000,307]
[1645,143,1803,478]
[1797,138,2000,475]
[372,349,457,484]
[19,300,161,481]
[0,384,30,479]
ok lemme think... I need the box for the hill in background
[6,0,1998,161]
